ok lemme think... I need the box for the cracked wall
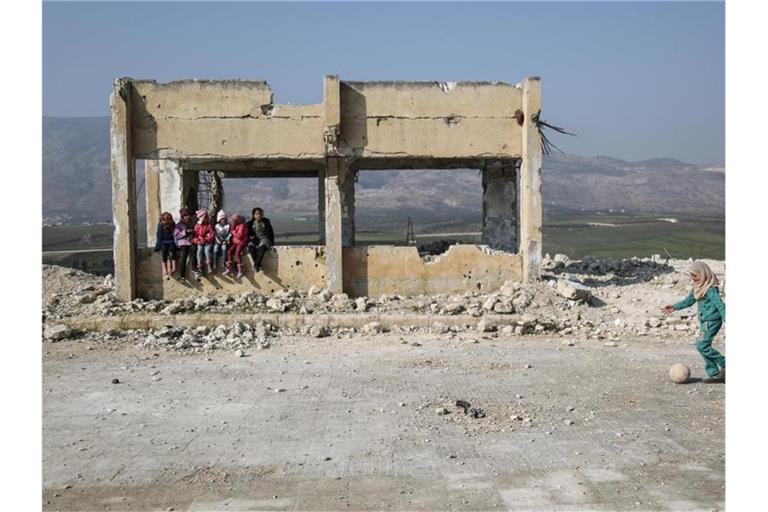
[113,76,541,300]
[131,80,325,160]
[136,246,327,300]
[342,244,523,297]
[339,81,523,159]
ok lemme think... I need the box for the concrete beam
[519,77,543,282]
[110,78,137,301]
[144,160,161,247]
[180,159,323,173]
[481,165,517,252]
[219,170,319,179]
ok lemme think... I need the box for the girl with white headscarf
[662,261,726,381]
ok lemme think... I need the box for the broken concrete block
[431,322,449,334]
[443,302,465,315]
[44,324,73,342]
[477,319,492,333]
[309,325,330,338]
[499,281,519,297]
[646,317,662,328]
[556,280,592,302]
[265,298,286,312]
[482,297,498,311]
[362,322,385,334]
[499,325,515,336]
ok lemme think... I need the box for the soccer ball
[669,363,691,384]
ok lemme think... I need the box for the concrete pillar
[318,167,326,244]
[144,160,161,247]
[519,77,543,282]
[481,164,517,251]
[209,171,224,218]
[110,78,137,301]
[340,167,355,247]
[325,158,344,293]
[157,160,186,219]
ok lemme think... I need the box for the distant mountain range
[42,116,724,224]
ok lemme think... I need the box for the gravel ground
[43,332,725,511]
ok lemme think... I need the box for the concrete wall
[114,76,541,300]
[131,80,325,160]
[135,243,521,299]
[128,78,523,162]
[342,244,523,297]
[136,246,327,300]
[339,81,523,159]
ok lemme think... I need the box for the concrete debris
[309,325,330,338]
[362,322,386,334]
[42,256,725,344]
[443,302,465,315]
[476,319,492,333]
[483,296,498,311]
[355,297,369,312]
[132,321,275,353]
[431,322,449,334]
[646,317,663,328]
[456,400,486,419]
[556,280,592,302]
[44,324,74,342]
[265,298,286,312]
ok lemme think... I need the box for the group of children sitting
[154,206,275,282]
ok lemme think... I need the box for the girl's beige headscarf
[688,261,719,300]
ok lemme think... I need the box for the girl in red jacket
[224,213,249,279]
[193,209,216,279]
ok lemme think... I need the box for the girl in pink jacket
[192,209,215,279]
[224,214,249,279]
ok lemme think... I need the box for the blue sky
[43,1,724,164]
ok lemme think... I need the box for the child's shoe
[714,367,725,382]
[222,265,232,277]
[236,265,244,279]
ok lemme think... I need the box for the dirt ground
[43,331,725,511]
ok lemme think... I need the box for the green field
[542,212,724,260]
[42,211,724,274]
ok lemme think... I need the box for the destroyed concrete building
[110,76,543,300]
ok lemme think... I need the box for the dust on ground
[41,257,726,511]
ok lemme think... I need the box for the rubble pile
[137,321,274,352]
[42,255,725,344]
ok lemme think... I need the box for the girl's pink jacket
[232,223,249,245]
[193,223,215,245]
